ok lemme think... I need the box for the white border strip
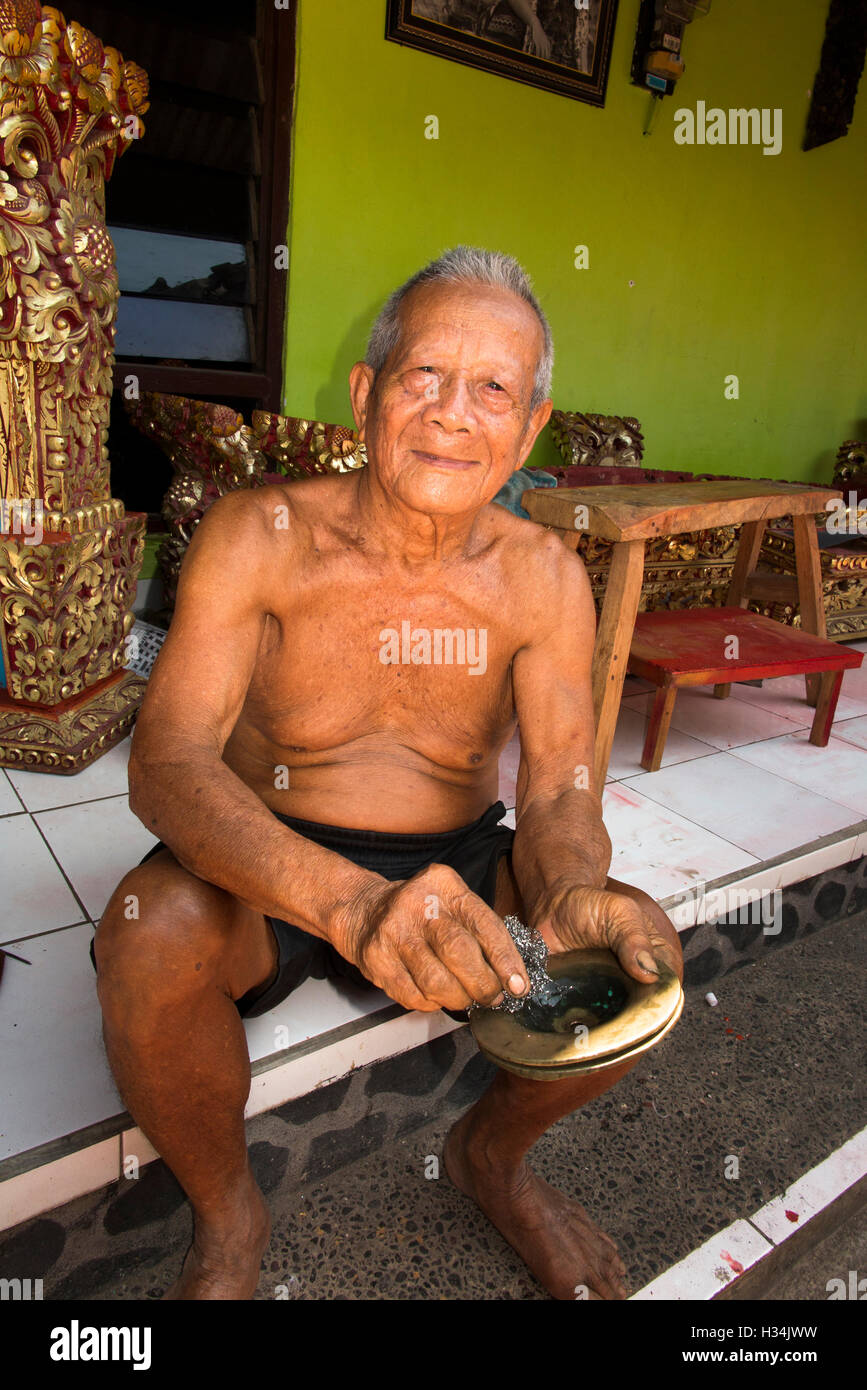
[632,1124,867,1299]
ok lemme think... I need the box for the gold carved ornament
[1,3,149,510]
[0,3,149,724]
[251,412,367,479]
[124,398,368,610]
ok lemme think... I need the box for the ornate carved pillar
[0,2,149,772]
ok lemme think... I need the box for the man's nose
[423,374,475,430]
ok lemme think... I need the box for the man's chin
[405,485,498,517]
[393,470,507,516]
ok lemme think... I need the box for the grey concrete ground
[1,906,864,1302]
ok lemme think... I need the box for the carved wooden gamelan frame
[0,1,149,773]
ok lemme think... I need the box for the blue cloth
[493,466,557,519]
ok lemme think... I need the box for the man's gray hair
[365,246,554,410]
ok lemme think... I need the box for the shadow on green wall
[310,297,385,428]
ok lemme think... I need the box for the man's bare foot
[443,1112,629,1300]
[164,1173,271,1300]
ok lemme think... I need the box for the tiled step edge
[632,1126,867,1300]
[0,1005,462,1234]
[661,829,866,989]
[659,820,866,929]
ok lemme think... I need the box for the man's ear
[516,397,554,469]
[349,362,375,440]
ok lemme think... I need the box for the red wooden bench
[628,607,864,772]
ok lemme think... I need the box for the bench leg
[713,682,731,700]
[642,685,678,772]
[809,670,844,747]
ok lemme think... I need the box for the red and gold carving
[125,395,367,609]
[0,2,149,771]
[251,411,366,480]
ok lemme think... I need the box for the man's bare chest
[241,567,520,760]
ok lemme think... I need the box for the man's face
[349,281,552,518]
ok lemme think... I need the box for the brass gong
[470,948,683,1080]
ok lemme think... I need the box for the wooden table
[523,479,843,789]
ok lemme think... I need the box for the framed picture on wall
[385,1,619,107]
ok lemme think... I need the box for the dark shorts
[91,800,515,1020]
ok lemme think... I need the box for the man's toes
[587,1247,629,1300]
[603,1260,630,1298]
[595,1269,628,1300]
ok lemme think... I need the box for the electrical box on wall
[630,0,711,98]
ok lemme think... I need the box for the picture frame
[385,1,620,107]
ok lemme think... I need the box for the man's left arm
[510,533,668,983]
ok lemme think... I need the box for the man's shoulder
[200,474,348,538]
[487,500,586,581]
[486,502,594,640]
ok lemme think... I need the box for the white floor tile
[729,672,867,725]
[35,796,157,922]
[606,706,716,781]
[730,733,867,816]
[6,738,132,813]
[244,974,393,1064]
[0,816,85,944]
[622,753,856,859]
[0,770,25,816]
[622,687,807,748]
[600,782,758,901]
[840,660,867,702]
[0,924,123,1162]
[832,714,867,751]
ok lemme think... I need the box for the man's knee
[95,853,233,986]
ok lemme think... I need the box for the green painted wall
[282,0,867,481]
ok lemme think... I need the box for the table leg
[593,538,645,789]
[793,514,827,707]
[725,518,767,607]
[809,669,844,746]
[642,683,678,772]
[715,519,767,700]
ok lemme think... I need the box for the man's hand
[342,864,530,1013]
[529,883,679,984]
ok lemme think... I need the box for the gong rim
[469,948,683,1076]
[475,987,684,1079]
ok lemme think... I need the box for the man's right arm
[128,488,382,950]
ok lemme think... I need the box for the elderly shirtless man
[94,247,682,1301]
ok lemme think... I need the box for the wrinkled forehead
[391,281,543,381]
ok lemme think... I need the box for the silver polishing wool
[492,914,550,1013]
